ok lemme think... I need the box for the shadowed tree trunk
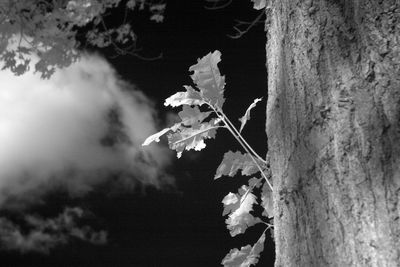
[265,0,400,266]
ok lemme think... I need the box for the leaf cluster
[0,0,166,78]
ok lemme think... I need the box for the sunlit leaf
[188,50,225,109]
[248,177,263,188]
[142,127,172,146]
[150,14,164,23]
[215,151,262,179]
[143,105,215,152]
[221,192,240,216]
[221,233,265,267]
[149,3,166,11]
[251,0,267,10]
[164,86,205,107]
[178,105,212,127]
[238,98,262,133]
[126,0,137,9]
[222,185,260,237]
[261,181,273,218]
[0,0,164,77]
[167,119,220,158]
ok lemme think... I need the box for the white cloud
[0,52,173,207]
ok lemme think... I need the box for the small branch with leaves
[143,50,273,266]
[0,0,166,78]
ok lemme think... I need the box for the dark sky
[1,1,274,266]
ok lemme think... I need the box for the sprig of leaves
[142,50,273,266]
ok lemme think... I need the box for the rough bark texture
[265,0,400,266]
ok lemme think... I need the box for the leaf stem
[219,111,267,164]
[262,221,274,228]
[220,112,273,191]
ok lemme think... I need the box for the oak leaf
[251,0,267,10]
[142,127,172,146]
[167,119,219,158]
[178,105,212,127]
[221,233,265,267]
[215,151,261,179]
[188,50,225,109]
[222,186,260,237]
[164,86,205,107]
[238,98,262,133]
[261,181,273,218]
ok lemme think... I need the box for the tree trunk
[265,0,400,266]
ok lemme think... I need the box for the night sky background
[0,1,274,266]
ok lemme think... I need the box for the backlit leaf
[188,50,225,109]
[238,98,262,133]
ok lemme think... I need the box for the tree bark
[265,0,400,266]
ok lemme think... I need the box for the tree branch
[227,10,265,39]
[204,0,232,10]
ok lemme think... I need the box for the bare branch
[97,16,162,61]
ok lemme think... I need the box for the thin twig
[220,111,267,165]
[227,10,265,39]
[100,16,162,61]
[204,0,232,10]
